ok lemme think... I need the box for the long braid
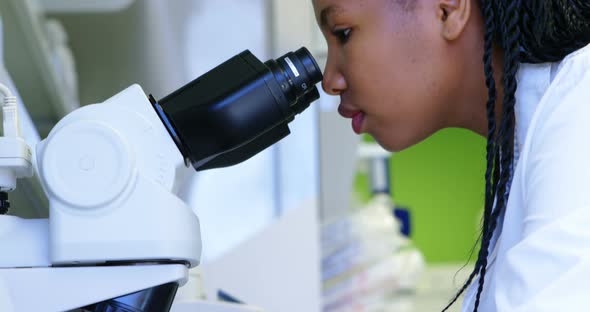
[474,0,521,309]
[441,0,499,309]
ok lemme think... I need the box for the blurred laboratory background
[0,0,487,311]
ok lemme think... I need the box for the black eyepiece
[265,47,323,107]
[151,47,323,171]
[294,47,323,84]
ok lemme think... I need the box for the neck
[461,47,506,138]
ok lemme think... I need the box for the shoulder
[528,44,590,151]
[517,44,590,205]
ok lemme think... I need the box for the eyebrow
[320,5,344,28]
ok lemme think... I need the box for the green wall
[356,128,486,264]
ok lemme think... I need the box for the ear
[438,0,471,41]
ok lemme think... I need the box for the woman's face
[313,0,488,151]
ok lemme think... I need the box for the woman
[312,0,590,311]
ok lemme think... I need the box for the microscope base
[83,282,179,312]
[0,264,187,312]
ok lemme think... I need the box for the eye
[332,28,352,44]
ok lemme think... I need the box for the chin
[371,134,413,153]
[375,138,413,153]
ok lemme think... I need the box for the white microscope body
[0,85,202,311]
[38,85,201,267]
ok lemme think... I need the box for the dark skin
[313,0,505,152]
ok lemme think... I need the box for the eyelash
[332,28,352,44]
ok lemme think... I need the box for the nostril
[322,80,342,96]
[331,89,343,95]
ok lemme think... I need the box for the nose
[321,58,347,96]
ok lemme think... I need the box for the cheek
[369,76,448,151]
[359,27,437,107]
[352,37,450,149]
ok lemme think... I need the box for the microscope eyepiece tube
[150,47,323,171]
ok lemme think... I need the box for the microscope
[0,47,322,312]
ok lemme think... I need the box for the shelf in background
[39,0,135,13]
[0,0,75,136]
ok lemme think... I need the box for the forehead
[313,0,374,24]
[313,0,416,15]
[313,0,367,13]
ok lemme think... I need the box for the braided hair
[442,1,590,311]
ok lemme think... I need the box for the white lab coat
[461,43,590,312]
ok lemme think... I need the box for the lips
[338,104,365,134]
[338,104,359,119]
[351,112,365,134]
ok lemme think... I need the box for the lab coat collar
[515,62,553,154]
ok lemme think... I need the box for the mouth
[337,104,359,118]
[338,104,365,135]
